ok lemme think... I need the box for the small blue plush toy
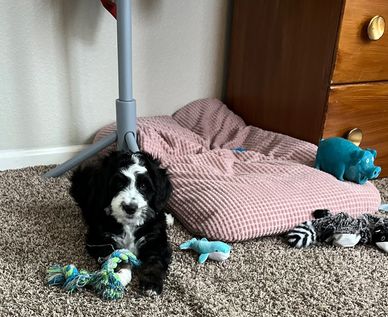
[315,137,381,185]
[179,238,232,264]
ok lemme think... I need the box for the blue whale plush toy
[179,238,232,264]
[315,137,381,185]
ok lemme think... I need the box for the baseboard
[0,145,88,171]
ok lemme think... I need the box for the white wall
[0,0,229,160]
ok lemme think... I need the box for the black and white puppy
[69,150,173,296]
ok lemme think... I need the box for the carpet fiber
[1,166,387,317]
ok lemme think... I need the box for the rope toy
[47,249,141,300]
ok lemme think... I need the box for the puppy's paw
[145,289,159,297]
[140,280,163,296]
[165,213,174,227]
[116,268,132,287]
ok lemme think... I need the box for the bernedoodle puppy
[69,150,173,296]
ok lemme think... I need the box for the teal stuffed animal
[179,238,232,264]
[315,137,381,185]
[47,249,140,300]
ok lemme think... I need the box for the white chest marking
[113,224,138,256]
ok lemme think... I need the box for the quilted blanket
[95,99,381,241]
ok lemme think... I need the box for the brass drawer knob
[367,15,385,41]
[347,128,363,146]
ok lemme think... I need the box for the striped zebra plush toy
[286,209,388,252]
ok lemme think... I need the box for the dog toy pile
[287,209,388,252]
[315,137,381,184]
[180,238,232,263]
[47,249,140,300]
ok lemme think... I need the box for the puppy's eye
[139,183,147,191]
[111,173,129,189]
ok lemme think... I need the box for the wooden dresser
[225,0,388,177]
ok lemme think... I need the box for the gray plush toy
[287,209,388,252]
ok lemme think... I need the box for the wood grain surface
[332,0,388,83]
[225,0,343,144]
[324,82,388,177]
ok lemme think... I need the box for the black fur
[70,150,173,295]
[312,209,331,219]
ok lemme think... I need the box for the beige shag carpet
[1,166,388,317]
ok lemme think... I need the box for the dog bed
[94,99,381,241]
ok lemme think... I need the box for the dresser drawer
[332,0,388,84]
[323,82,388,176]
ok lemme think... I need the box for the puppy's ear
[153,166,173,211]
[70,152,121,220]
[140,152,173,211]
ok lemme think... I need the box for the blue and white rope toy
[47,249,140,300]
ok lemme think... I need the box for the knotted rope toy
[47,249,141,300]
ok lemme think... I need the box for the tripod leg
[42,132,117,178]
[125,131,139,152]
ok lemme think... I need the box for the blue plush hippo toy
[315,137,381,185]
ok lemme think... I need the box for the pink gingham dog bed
[95,99,381,241]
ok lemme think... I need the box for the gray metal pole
[116,0,138,152]
[43,0,138,178]
[117,0,133,101]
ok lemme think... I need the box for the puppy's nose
[122,202,138,214]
